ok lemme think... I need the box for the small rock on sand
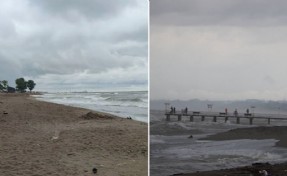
[92,167,97,174]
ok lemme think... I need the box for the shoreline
[0,93,147,175]
[32,92,148,123]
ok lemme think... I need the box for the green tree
[15,78,27,92]
[2,80,8,90]
[0,81,3,90]
[26,80,36,92]
[0,80,8,91]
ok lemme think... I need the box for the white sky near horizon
[0,0,148,92]
[150,0,287,101]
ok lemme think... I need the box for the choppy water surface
[150,110,287,176]
[33,91,148,122]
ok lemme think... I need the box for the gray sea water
[33,91,148,122]
[150,109,287,176]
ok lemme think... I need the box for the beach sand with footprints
[0,93,147,176]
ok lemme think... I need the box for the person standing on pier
[246,108,249,114]
[170,106,173,114]
[225,108,228,115]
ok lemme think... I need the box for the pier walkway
[165,111,287,125]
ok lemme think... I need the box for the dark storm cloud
[0,0,148,91]
[151,0,287,26]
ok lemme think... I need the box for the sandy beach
[172,126,287,176]
[0,93,147,176]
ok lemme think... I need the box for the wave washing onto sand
[150,110,287,176]
[33,91,148,122]
[151,135,287,176]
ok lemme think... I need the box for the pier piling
[236,117,240,124]
[178,115,182,121]
[190,116,194,122]
[249,117,253,125]
[268,118,271,125]
[166,114,170,121]
[225,116,229,123]
[201,116,205,121]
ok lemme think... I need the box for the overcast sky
[0,0,148,92]
[151,0,287,101]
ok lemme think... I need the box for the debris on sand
[51,136,59,140]
[80,112,114,120]
[92,167,97,174]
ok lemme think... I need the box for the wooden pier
[165,111,287,125]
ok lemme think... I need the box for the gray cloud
[151,0,287,101]
[29,0,137,20]
[0,0,148,91]
[151,0,287,26]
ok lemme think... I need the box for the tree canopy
[27,80,36,92]
[0,80,8,91]
[2,80,8,88]
[15,78,27,92]
[0,81,4,90]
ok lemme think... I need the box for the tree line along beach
[0,78,36,93]
[0,93,147,175]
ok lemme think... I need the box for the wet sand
[201,126,287,147]
[172,126,287,176]
[0,93,147,176]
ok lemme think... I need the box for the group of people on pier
[170,106,188,114]
[225,108,251,116]
[170,106,176,114]
[169,106,252,116]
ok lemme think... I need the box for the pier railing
[165,111,287,125]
